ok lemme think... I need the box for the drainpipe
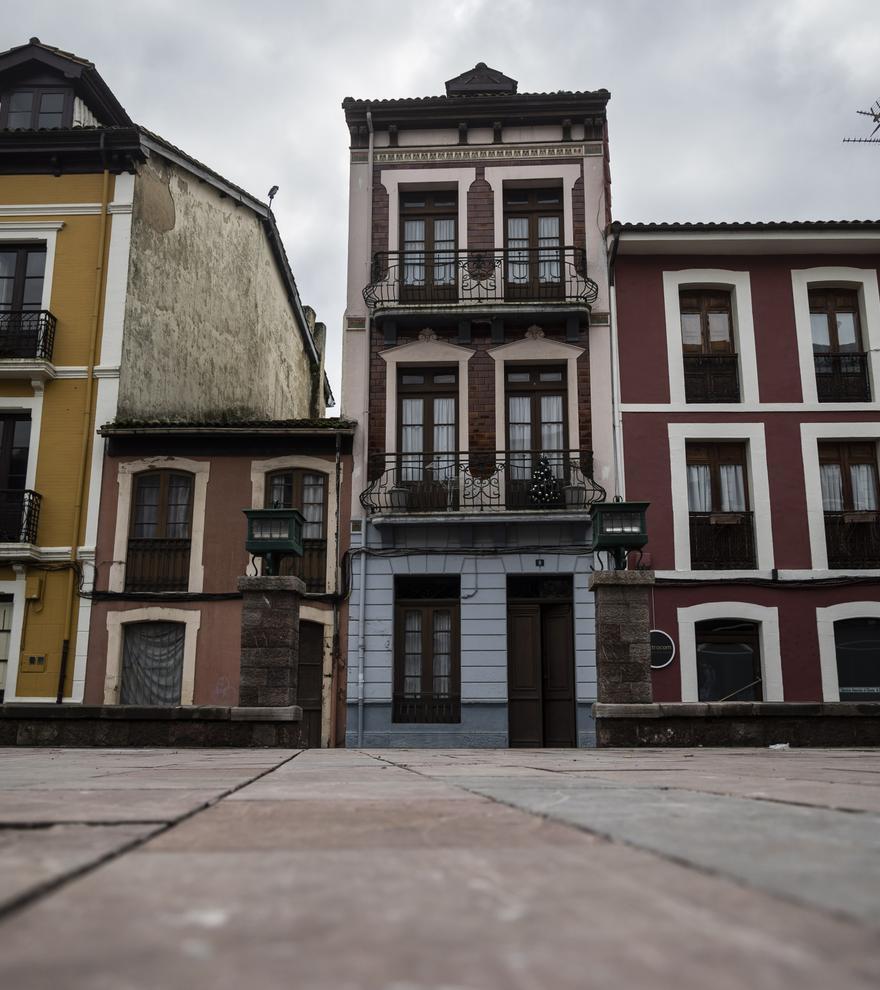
[607,222,624,500]
[330,430,342,746]
[57,136,112,702]
[356,110,375,747]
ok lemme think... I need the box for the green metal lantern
[243,508,305,576]
[590,500,649,568]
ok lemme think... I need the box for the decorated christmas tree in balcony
[529,455,560,506]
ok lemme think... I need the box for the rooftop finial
[445,63,517,97]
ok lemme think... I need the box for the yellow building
[0,40,329,702]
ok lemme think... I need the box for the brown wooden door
[298,621,324,748]
[507,602,576,747]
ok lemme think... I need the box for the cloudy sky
[9,0,880,406]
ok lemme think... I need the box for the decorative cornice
[369,142,601,165]
[0,203,132,217]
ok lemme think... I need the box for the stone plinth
[589,569,655,705]
[238,575,304,708]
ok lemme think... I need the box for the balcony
[689,512,756,570]
[683,354,741,403]
[814,352,871,402]
[824,512,880,568]
[280,539,327,593]
[0,490,41,545]
[361,450,605,516]
[0,311,57,375]
[125,538,191,592]
[363,247,599,314]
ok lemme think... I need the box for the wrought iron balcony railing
[363,247,599,310]
[125,538,191,592]
[689,511,756,569]
[0,310,57,362]
[683,353,741,403]
[393,696,461,724]
[361,450,605,514]
[814,352,871,402]
[277,539,327,593]
[0,489,41,544]
[824,512,880,568]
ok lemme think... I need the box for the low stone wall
[0,704,304,748]
[594,702,880,747]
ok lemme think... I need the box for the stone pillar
[238,575,304,707]
[588,570,655,704]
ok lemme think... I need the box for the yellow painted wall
[0,172,118,698]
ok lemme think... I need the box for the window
[265,469,328,592]
[1,89,72,129]
[0,246,50,360]
[120,621,186,705]
[399,191,457,301]
[503,188,563,299]
[394,576,460,723]
[819,442,880,568]
[695,619,763,701]
[0,415,33,543]
[686,443,756,569]
[396,367,458,510]
[810,288,870,401]
[833,617,880,701]
[505,365,567,508]
[125,471,194,592]
[679,289,740,402]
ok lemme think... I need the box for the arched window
[265,469,327,592]
[695,619,762,702]
[125,470,194,592]
[834,617,880,701]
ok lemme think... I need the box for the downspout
[356,110,374,747]
[607,221,624,500]
[330,430,342,746]
[57,138,112,702]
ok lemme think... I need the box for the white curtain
[403,219,425,286]
[120,622,185,705]
[301,474,325,539]
[540,394,564,478]
[433,218,455,286]
[432,397,456,479]
[403,611,421,697]
[851,464,879,510]
[507,217,529,284]
[166,475,192,538]
[718,464,745,512]
[687,464,711,512]
[432,610,452,697]
[508,395,531,479]
[537,216,561,283]
[820,464,844,512]
[400,398,423,481]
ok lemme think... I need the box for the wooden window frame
[504,364,569,454]
[679,289,734,354]
[0,245,46,312]
[397,366,459,457]
[502,187,564,249]
[399,190,458,298]
[503,187,564,298]
[809,288,863,354]
[393,583,461,723]
[685,442,750,513]
[0,414,30,490]
[125,470,194,592]
[264,468,328,592]
[819,441,879,513]
[0,88,74,129]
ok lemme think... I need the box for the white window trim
[0,221,64,314]
[0,573,28,703]
[0,394,44,493]
[669,422,774,571]
[484,163,581,248]
[800,421,880,572]
[380,167,476,253]
[489,334,584,452]
[380,337,474,453]
[104,607,200,705]
[816,600,880,702]
[677,601,783,702]
[250,455,339,594]
[109,457,210,593]
[661,269,759,406]
[791,266,880,406]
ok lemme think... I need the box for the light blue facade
[345,516,597,748]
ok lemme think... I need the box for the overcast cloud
[7,0,880,406]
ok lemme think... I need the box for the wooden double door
[507,600,576,747]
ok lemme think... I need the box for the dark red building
[610,221,880,705]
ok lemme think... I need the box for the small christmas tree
[529,455,560,506]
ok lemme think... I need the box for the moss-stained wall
[118,156,314,421]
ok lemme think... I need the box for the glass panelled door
[503,188,563,300]
[0,415,31,542]
[399,192,457,303]
[505,366,567,508]
[398,368,458,510]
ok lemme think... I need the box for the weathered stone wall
[119,155,314,421]
[238,576,303,707]
[589,570,654,704]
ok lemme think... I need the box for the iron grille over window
[679,290,741,403]
[810,288,871,402]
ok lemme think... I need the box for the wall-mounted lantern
[590,500,649,569]
[243,508,305,576]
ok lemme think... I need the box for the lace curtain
[537,215,561,283]
[403,219,425,286]
[433,219,455,286]
[120,621,185,705]
[432,610,452,698]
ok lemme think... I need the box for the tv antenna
[844,100,880,143]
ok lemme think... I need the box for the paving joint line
[0,749,303,924]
